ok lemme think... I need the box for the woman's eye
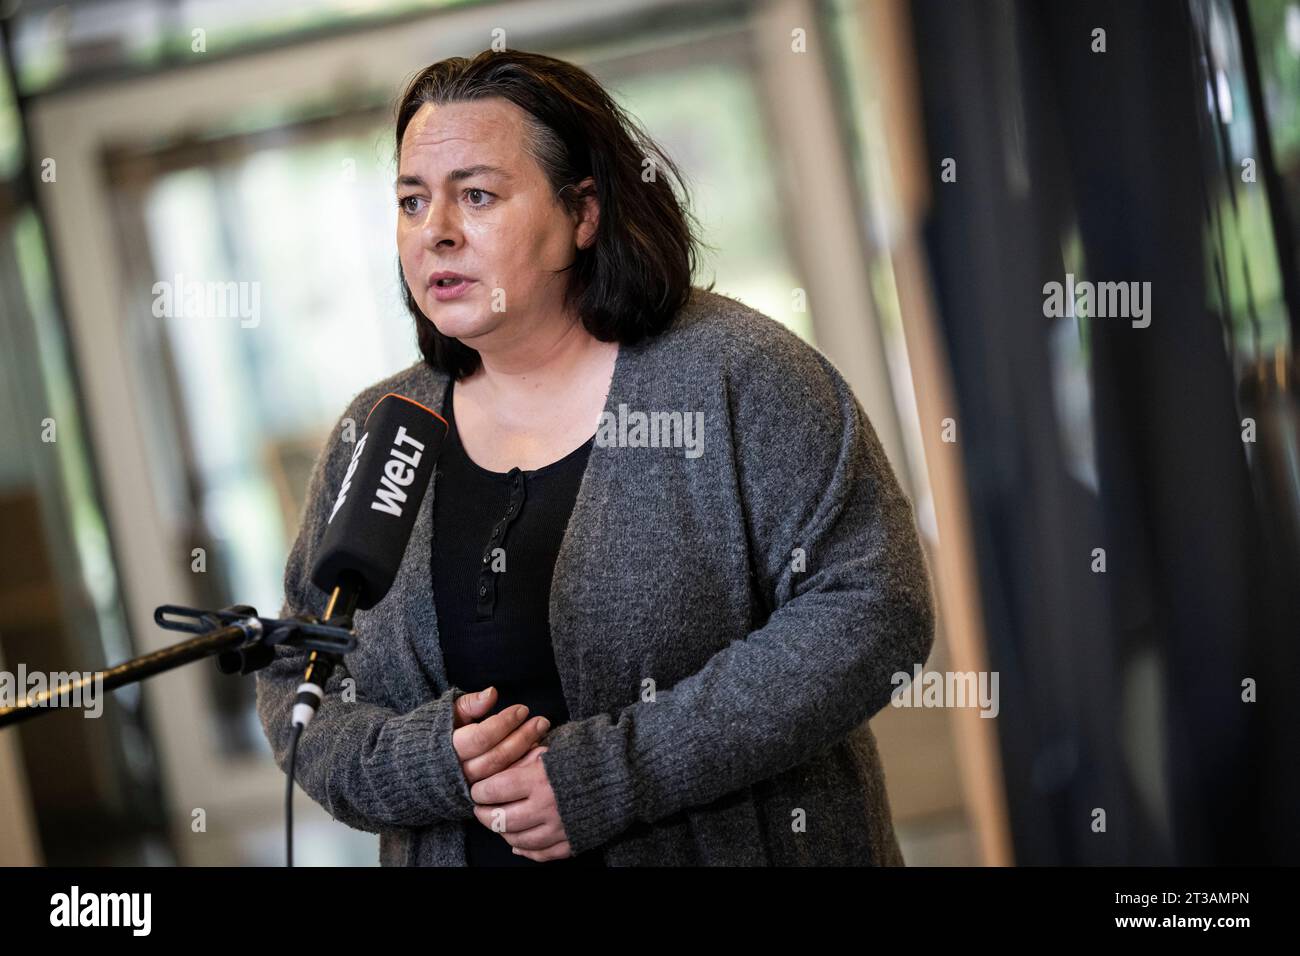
[397,190,493,215]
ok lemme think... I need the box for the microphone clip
[153,604,358,676]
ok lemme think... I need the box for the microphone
[293,392,447,730]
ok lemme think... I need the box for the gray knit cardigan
[255,287,936,866]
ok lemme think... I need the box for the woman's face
[395,97,597,348]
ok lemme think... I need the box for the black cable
[286,722,303,868]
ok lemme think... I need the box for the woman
[256,49,935,866]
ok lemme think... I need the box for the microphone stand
[0,581,363,867]
[0,605,356,728]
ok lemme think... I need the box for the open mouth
[435,277,467,287]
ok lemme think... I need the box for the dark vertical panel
[910,0,1296,864]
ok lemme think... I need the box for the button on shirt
[430,377,606,867]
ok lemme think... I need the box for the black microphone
[292,392,447,730]
[311,392,448,608]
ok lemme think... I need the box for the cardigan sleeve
[537,331,936,856]
[254,395,477,833]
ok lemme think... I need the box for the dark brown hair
[393,49,712,379]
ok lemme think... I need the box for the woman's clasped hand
[451,686,572,861]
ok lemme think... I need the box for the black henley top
[430,377,606,867]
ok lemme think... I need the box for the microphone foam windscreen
[309,393,447,610]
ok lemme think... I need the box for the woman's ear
[572,176,600,250]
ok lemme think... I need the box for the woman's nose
[420,198,460,249]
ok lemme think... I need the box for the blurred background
[0,0,1296,866]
